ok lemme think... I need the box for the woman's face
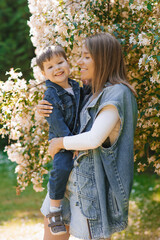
[77,45,94,84]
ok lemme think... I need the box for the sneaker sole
[48,218,67,235]
[50,230,67,235]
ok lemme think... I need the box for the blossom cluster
[0,68,50,192]
[27,0,103,81]
[0,0,159,192]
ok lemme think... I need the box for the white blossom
[138,32,151,46]
[129,33,137,45]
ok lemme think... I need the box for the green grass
[113,172,160,240]
[0,151,47,225]
[0,151,160,239]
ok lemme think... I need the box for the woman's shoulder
[100,83,136,107]
[102,83,134,99]
[103,82,130,94]
[99,83,137,123]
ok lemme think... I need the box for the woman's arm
[64,105,119,150]
[49,105,119,158]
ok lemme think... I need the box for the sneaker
[46,209,67,235]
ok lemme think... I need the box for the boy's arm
[44,94,72,139]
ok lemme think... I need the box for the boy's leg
[48,151,73,235]
[44,217,70,240]
[49,151,73,200]
[47,199,66,235]
[50,199,61,208]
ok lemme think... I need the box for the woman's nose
[77,57,83,65]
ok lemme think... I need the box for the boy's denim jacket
[44,79,82,140]
[73,83,138,239]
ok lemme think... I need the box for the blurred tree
[0,0,34,81]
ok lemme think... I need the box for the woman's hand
[48,137,64,158]
[36,99,53,117]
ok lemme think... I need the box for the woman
[37,33,137,240]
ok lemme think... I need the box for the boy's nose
[54,65,60,71]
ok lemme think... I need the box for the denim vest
[73,83,137,238]
[44,78,81,140]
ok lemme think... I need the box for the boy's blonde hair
[36,45,67,71]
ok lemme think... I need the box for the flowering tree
[0,0,159,193]
[0,69,49,193]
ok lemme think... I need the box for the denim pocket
[74,151,88,167]
[76,171,98,220]
[100,149,128,205]
[78,196,98,220]
[77,174,97,198]
[108,188,120,216]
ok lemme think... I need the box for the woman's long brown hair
[85,33,137,96]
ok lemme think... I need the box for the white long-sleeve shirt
[63,105,120,150]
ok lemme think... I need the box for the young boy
[36,45,83,235]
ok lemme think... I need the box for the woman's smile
[78,45,94,82]
[80,68,88,73]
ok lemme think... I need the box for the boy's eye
[48,66,52,69]
[58,61,63,64]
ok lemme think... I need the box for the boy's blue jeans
[49,150,74,200]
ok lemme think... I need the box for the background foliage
[0,0,34,82]
[0,0,160,192]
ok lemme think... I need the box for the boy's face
[42,55,70,88]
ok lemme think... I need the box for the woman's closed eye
[58,61,63,64]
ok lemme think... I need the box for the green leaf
[156,56,160,62]
[100,25,104,31]
[67,29,70,34]
[147,3,152,11]
[70,35,74,42]
[113,31,118,37]
[134,28,139,34]
[132,44,137,50]
[78,30,82,36]
[129,0,134,6]
[154,35,160,40]
[73,22,77,29]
